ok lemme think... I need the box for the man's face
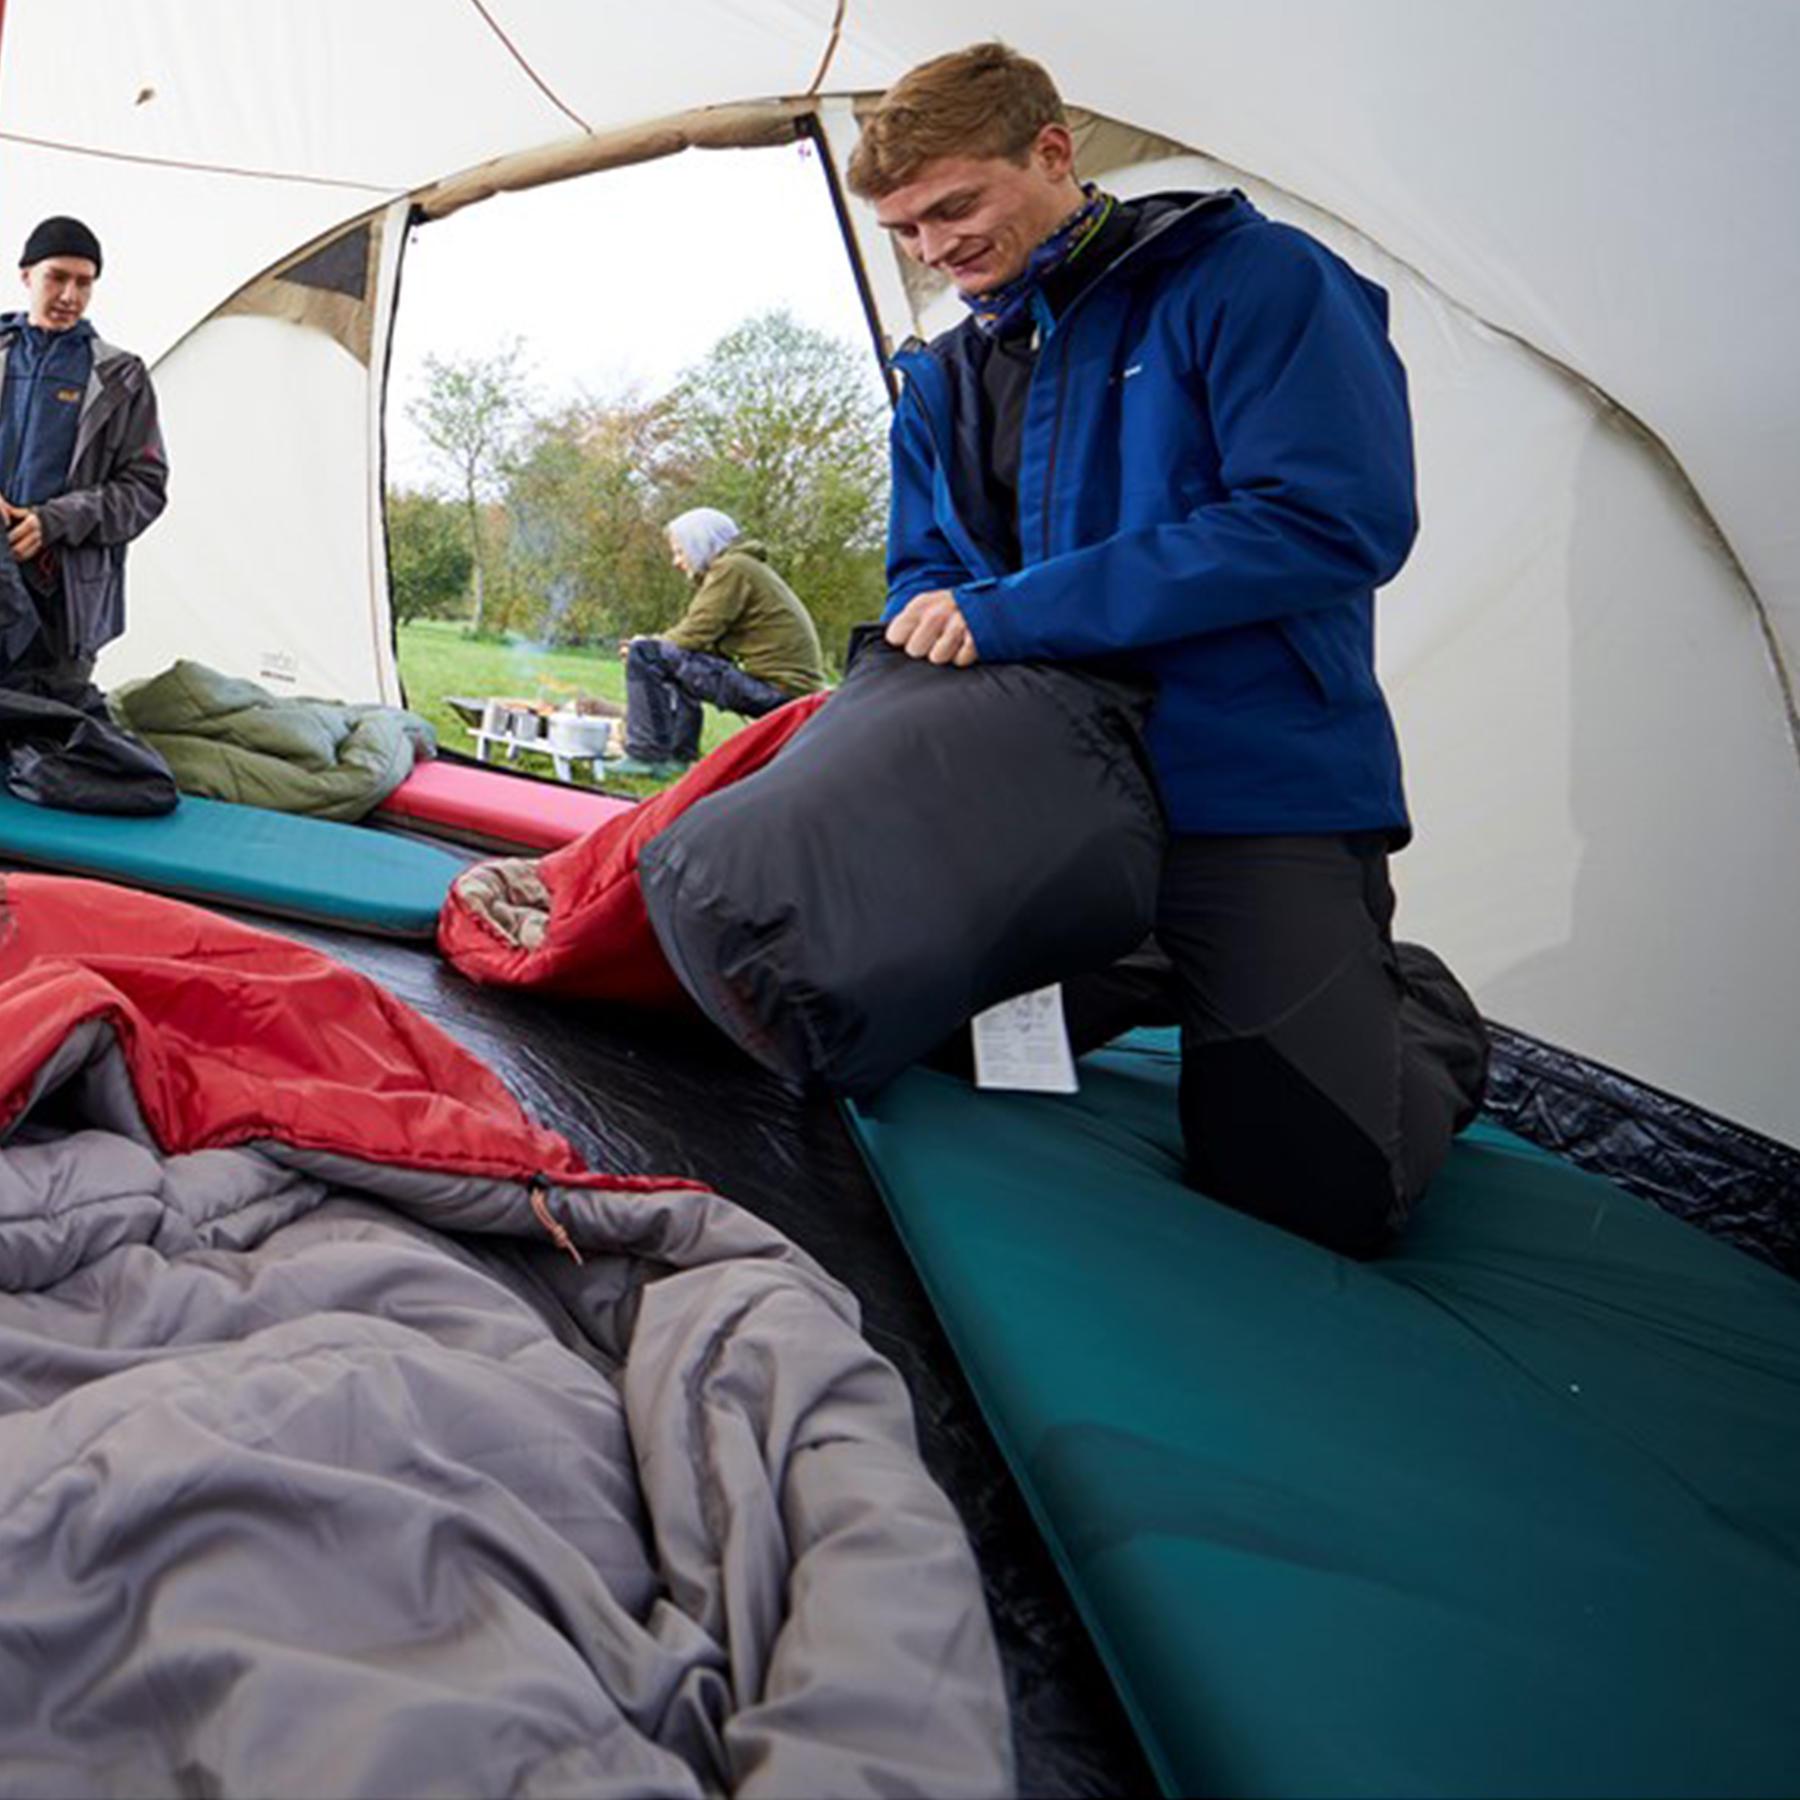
[873,125,1080,294]
[20,256,97,330]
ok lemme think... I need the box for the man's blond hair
[845,42,1066,200]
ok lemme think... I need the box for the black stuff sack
[0,685,180,815]
[638,631,1167,1096]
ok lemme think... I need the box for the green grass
[397,618,746,798]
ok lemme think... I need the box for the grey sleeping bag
[0,891,1009,1799]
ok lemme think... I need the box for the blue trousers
[624,639,795,762]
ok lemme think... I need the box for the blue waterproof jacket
[884,192,1416,840]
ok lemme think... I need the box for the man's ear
[1033,123,1077,183]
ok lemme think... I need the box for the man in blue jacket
[849,44,1486,1256]
[1,216,167,707]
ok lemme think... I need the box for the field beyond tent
[398,618,747,790]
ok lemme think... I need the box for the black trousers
[624,639,795,762]
[1054,834,1488,1257]
[1,581,101,715]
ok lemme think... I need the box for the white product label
[971,984,1079,1094]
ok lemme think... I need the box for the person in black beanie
[0,215,167,707]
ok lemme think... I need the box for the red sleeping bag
[437,692,830,1005]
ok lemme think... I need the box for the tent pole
[803,111,899,408]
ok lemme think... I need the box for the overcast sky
[385,140,882,488]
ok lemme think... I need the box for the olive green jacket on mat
[111,659,436,821]
[664,542,828,695]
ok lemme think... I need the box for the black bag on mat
[638,630,1167,1096]
[0,685,179,816]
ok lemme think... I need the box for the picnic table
[447,696,619,785]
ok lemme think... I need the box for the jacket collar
[0,310,96,350]
[895,189,1256,373]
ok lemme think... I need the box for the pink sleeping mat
[376,759,633,855]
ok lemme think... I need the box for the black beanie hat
[20,216,102,275]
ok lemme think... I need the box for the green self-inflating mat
[847,1030,1800,1798]
[0,790,461,937]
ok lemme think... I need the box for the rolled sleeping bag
[638,631,1167,1095]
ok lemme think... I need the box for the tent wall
[827,0,1800,705]
[99,203,410,703]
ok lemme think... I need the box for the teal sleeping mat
[846,1030,1800,1799]
[0,790,460,937]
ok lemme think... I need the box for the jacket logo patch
[55,387,82,403]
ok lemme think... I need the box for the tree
[385,487,474,625]
[408,341,529,636]
[503,394,686,647]
[665,310,890,667]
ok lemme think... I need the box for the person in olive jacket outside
[615,507,827,777]
[0,216,168,711]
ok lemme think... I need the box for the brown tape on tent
[414,99,815,221]
[196,99,812,366]
[216,213,386,366]
[196,97,1188,380]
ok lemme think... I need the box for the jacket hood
[1119,187,1254,262]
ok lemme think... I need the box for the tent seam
[0,128,404,195]
[1479,333,1800,772]
[805,0,847,95]
[463,0,591,135]
[1185,149,1800,774]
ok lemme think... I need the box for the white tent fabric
[1,0,1795,1144]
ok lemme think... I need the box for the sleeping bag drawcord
[528,1180,584,1265]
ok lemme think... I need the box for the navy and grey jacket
[884,192,1416,840]
[0,318,93,512]
[0,312,168,663]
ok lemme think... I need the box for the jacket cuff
[32,497,70,546]
[955,580,1023,661]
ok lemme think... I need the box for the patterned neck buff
[962,183,1115,338]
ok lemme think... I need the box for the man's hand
[5,507,43,562]
[885,589,980,667]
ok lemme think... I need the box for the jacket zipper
[895,188,1234,581]
[1041,343,1072,564]
[1025,192,1236,568]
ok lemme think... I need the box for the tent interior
[2,2,1798,1793]
[3,0,1795,1152]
